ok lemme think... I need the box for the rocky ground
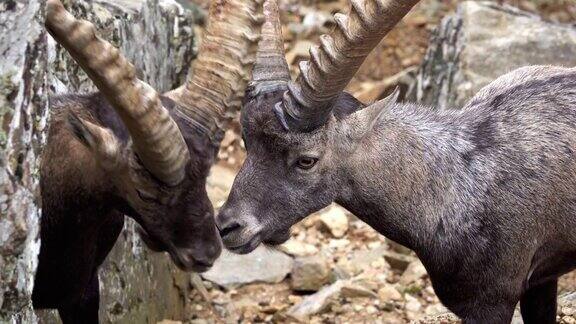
[161,0,576,323]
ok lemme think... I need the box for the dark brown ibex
[216,0,576,323]
[33,0,260,322]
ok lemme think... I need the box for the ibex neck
[337,103,473,254]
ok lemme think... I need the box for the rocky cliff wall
[1,0,199,322]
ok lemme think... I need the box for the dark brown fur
[33,93,221,323]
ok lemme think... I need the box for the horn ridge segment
[46,0,190,186]
[280,0,420,131]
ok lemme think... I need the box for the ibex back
[216,0,576,322]
[34,0,260,322]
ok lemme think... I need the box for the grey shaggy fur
[217,65,576,323]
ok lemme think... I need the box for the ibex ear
[68,112,123,171]
[354,87,400,137]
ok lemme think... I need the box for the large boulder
[1,0,199,323]
[408,1,576,109]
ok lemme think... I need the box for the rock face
[50,1,196,323]
[1,0,198,323]
[48,0,196,95]
[408,1,576,108]
[0,0,47,322]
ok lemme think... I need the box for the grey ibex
[216,0,576,322]
[34,0,260,322]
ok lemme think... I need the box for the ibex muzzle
[217,0,576,322]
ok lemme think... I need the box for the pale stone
[319,206,349,238]
[279,239,319,257]
[334,258,360,279]
[399,260,428,285]
[341,283,378,299]
[425,304,448,316]
[291,255,332,292]
[328,238,351,250]
[383,251,416,271]
[202,246,293,288]
[562,306,575,316]
[286,281,345,322]
[285,40,314,64]
[378,286,403,302]
[0,0,46,321]
[563,316,576,324]
[207,165,236,209]
[405,295,422,313]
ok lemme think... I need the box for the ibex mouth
[137,224,215,272]
[263,230,291,246]
[226,232,262,255]
[170,250,214,273]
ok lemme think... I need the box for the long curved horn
[46,0,189,186]
[168,0,261,144]
[252,0,290,86]
[276,0,420,131]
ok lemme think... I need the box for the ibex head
[216,0,419,253]
[46,0,260,270]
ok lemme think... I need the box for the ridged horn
[46,0,189,186]
[167,0,261,144]
[252,0,290,85]
[275,0,420,131]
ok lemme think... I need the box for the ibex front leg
[520,279,558,324]
[58,273,100,324]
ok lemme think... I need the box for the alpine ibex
[33,0,260,322]
[216,0,576,322]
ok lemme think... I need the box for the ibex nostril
[219,222,242,238]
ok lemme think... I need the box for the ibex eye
[295,157,318,170]
[136,189,157,203]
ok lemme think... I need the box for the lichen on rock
[408,1,576,109]
[0,0,47,322]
